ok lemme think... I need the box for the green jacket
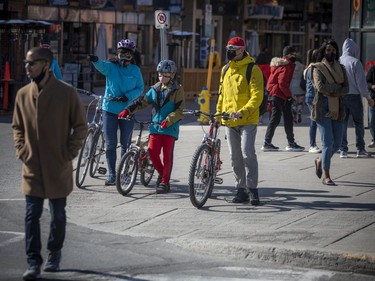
[216,53,264,127]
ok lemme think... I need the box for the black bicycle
[183,109,231,208]
[75,89,106,188]
[116,116,156,196]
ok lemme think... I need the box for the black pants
[264,96,295,144]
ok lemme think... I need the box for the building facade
[0,0,372,110]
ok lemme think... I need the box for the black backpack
[221,62,268,116]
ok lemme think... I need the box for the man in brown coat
[12,47,87,280]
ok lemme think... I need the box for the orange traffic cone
[3,61,10,110]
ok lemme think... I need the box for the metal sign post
[155,10,170,60]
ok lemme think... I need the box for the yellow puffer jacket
[216,53,264,127]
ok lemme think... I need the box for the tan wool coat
[12,74,88,199]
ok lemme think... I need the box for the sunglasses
[24,59,46,66]
[226,45,243,51]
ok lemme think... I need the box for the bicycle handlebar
[76,88,102,100]
[183,109,231,121]
[118,115,160,126]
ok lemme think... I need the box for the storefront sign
[246,4,284,20]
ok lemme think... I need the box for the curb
[168,238,375,275]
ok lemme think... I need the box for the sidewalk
[68,94,375,275]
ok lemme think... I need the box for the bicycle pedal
[214,177,223,184]
[98,167,107,175]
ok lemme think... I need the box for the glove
[87,54,98,62]
[161,120,168,129]
[117,96,128,102]
[118,109,129,119]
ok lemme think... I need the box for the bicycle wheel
[89,130,105,177]
[75,127,95,188]
[140,152,155,186]
[208,138,221,198]
[188,144,214,208]
[116,149,139,196]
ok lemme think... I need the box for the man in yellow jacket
[216,36,264,205]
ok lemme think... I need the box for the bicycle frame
[116,117,156,196]
[183,109,230,208]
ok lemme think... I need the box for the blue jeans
[307,104,318,147]
[25,196,66,266]
[102,110,134,177]
[340,95,365,151]
[370,105,375,141]
[316,97,344,170]
[225,124,258,190]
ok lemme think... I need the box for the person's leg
[148,134,163,177]
[350,95,365,150]
[307,104,317,147]
[331,120,345,159]
[340,96,351,152]
[264,97,282,143]
[47,198,67,252]
[25,196,44,266]
[119,118,135,157]
[226,126,249,203]
[225,126,246,189]
[317,117,333,173]
[241,124,258,190]
[102,111,118,180]
[370,105,375,142]
[283,98,295,143]
[160,135,175,184]
[44,197,67,271]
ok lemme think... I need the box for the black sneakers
[231,188,260,205]
[249,189,260,206]
[231,188,249,203]
[43,250,61,272]
[156,182,170,194]
[23,265,41,280]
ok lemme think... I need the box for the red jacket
[266,56,295,100]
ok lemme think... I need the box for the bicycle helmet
[117,39,136,51]
[156,60,177,73]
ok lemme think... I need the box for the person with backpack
[261,45,305,152]
[215,36,263,205]
[118,60,185,194]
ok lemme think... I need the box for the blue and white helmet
[117,39,136,52]
[156,60,177,73]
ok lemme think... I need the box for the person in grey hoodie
[339,38,374,158]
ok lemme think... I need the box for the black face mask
[32,68,47,84]
[226,50,237,61]
[289,56,296,62]
[325,53,336,62]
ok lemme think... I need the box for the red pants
[148,134,175,184]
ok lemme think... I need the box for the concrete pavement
[69,87,375,275]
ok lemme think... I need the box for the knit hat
[227,37,245,47]
[283,45,296,56]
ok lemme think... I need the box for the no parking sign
[154,10,170,29]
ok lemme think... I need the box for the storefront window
[350,0,361,28]
[363,0,375,27]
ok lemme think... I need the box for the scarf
[314,59,344,120]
